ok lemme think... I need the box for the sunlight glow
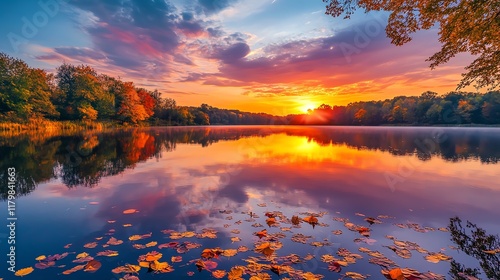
[298,101,318,113]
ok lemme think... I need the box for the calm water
[0,126,499,279]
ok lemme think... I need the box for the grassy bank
[0,119,121,133]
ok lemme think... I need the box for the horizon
[1,0,478,115]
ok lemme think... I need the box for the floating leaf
[171,256,182,263]
[76,252,89,259]
[96,250,119,257]
[83,242,98,248]
[83,260,101,273]
[255,242,274,257]
[222,249,238,257]
[228,266,245,280]
[328,261,342,273]
[62,265,85,275]
[255,229,267,239]
[425,252,451,263]
[123,209,139,214]
[212,270,227,278]
[388,268,404,280]
[231,236,241,243]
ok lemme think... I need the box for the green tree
[0,53,58,119]
[55,64,103,120]
[323,0,500,89]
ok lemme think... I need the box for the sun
[298,101,317,113]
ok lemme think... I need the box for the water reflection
[1,126,499,199]
[448,217,500,279]
[0,126,499,279]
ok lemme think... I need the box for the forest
[1,52,499,127]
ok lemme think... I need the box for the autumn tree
[136,88,156,118]
[115,82,149,124]
[0,53,58,119]
[323,0,500,89]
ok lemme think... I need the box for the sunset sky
[1,0,476,115]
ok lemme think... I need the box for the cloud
[197,0,239,14]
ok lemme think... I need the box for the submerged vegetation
[1,52,500,129]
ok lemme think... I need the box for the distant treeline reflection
[1,127,499,199]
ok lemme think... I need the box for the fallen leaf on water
[255,229,267,239]
[212,270,227,278]
[291,215,301,225]
[266,217,277,227]
[388,268,404,280]
[328,261,342,273]
[425,252,451,263]
[150,260,173,273]
[96,250,119,257]
[83,260,101,273]
[129,232,152,241]
[222,249,238,257]
[62,265,85,275]
[171,256,182,262]
[83,242,98,248]
[344,271,368,279]
[303,215,319,226]
[76,252,89,259]
[35,255,46,261]
[231,236,241,243]
[107,237,123,246]
[254,242,275,257]
[112,264,141,274]
[228,266,245,280]
[123,209,139,214]
[35,261,56,269]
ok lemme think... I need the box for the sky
[0,0,476,115]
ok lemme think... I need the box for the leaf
[96,250,119,257]
[129,232,152,241]
[15,267,34,277]
[111,264,140,274]
[83,242,98,248]
[255,229,267,239]
[143,252,163,262]
[231,236,241,243]
[388,268,404,280]
[254,242,275,257]
[83,260,101,273]
[76,252,89,259]
[328,261,342,273]
[171,256,182,263]
[291,215,300,225]
[212,270,227,278]
[35,255,46,261]
[303,215,319,228]
[146,241,157,247]
[62,265,85,275]
[228,266,245,280]
[107,237,123,246]
[123,208,139,214]
[222,249,238,257]
[266,217,277,227]
[425,252,451,263]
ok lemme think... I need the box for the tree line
[291,91,500,125]
[1,52,499,126]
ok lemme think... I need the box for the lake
[1,126,499,279]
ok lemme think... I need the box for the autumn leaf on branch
[323,0,500,90]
